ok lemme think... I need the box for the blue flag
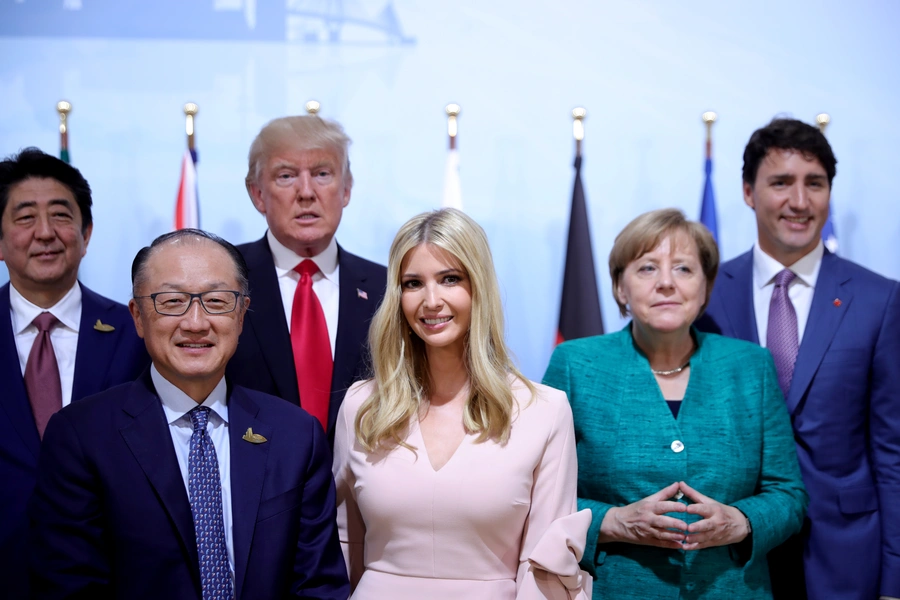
[822,205,838,253]
[700,157,718,242]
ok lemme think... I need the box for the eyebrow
[402,268,462,278]
[12,198,74,212]
[156,281,233,290]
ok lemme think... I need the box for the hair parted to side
[245,115,353,190]
[609,208,719,317]
[131,228,251,298]
[743,117,837,187]
[356,208,534,452]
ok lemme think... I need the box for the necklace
[650,361,690,376]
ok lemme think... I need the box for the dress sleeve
[515,385,593,599]
[543,345,612,574]
[332,382,367,590]
[730,353,808,568]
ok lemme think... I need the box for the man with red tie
[228,116,386,444]
[0,148,148,598]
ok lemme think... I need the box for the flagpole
[305,100,321,115]
[57,101,72,163]
[816,113,838,253]
[184,103,198,152]
[572,107,586,157]
[446,103,460,150]
[702,111,717,159]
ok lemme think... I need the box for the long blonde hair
[356,208,533,452]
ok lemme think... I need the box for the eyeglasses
[133,291,244,316]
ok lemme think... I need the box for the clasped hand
[599,481,749,551]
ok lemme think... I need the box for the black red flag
[556,155,604,344]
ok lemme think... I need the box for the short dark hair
[0,147,93,237]
[131,229,250,296]
[742,118,837,188]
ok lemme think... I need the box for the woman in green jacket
[543,208,807,599]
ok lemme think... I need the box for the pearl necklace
[650,361,690,376]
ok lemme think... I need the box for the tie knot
[33,312,59,333]
[189,406,211,432]
[774,269,796,288]
[294,260,320,279]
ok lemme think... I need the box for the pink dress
[333,378,592,599]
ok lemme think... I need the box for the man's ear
[247,179,266,214]
[128,299,146,339]
[743,181,756,210]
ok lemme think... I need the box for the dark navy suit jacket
[697,249,900,599]
[29,371,350,599]
[0,282,148,599]
[228,236,386,443]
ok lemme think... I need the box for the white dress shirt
[752,240,824,348]
[10,282,81,408]
[152,366,234,578]
[267,230,340,358]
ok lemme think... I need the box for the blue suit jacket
[697,249,900,599]
[29,371,350,599]
[0,282,149,599]
[228,236,386,443]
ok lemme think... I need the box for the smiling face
[616,234,707,338]
[247,145,351,258]
[129,239,249,401]
[0,177,92,307]
[744,148,830,266]
[400,244,472,358]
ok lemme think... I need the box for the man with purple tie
[697,118,900,600]
[0,148,148,598]
[29,229,349,599]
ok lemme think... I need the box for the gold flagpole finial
[445,103,460,150]
[572,107,586,157]
[702,111,717,158]
[305,100,321,115]
[184,103,199,151]
[57,101,72,157]
[815,113,830,134]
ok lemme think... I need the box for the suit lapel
[244,237,299,404]
[227,386,270,600]
[718,252,760,344]
[787,252,851,414]
[72,283,120,400]
[118,373,199,572]
[330,246,374,432]
[0,284,41,457]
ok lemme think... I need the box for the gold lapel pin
[93,319,115,332]
[242,427,267,444]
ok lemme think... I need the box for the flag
[60,148,70,164]
[442,148,462,209]
[556,155,603,345]
[699,157,718,242]
[822,206,838,253]
[174,149,199,230]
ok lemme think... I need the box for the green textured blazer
[543,327,807,600]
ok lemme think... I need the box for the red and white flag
[174,149,199,230]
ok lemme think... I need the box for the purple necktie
[767,269,799,398]
[24,312,62,439]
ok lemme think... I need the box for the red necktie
[291,261,333,431]
[24,312,62,439]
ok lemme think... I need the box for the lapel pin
[357,288,368,300]
[242,427,267,444]
[833,298,842,307]
[93,319,115,332]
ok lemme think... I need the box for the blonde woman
[333,209,591,599]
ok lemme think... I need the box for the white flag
[441,148,462,209]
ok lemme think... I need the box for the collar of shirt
[10,281,82,335]
[752,240,824,291]
[266,229,339,285]
[152,364,229,428]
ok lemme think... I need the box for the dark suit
[29,371,350,599]
[228,236,386,442]
[697,249,900,599]
[0,282,148,599]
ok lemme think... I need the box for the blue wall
[2,0,899,379]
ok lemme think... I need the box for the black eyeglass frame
[133,290,245,316]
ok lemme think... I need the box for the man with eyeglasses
[29,229,350,599]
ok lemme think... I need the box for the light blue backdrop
[2,0,899,380]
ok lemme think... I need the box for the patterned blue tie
[767,269,799,398]
[188,407,233,600]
